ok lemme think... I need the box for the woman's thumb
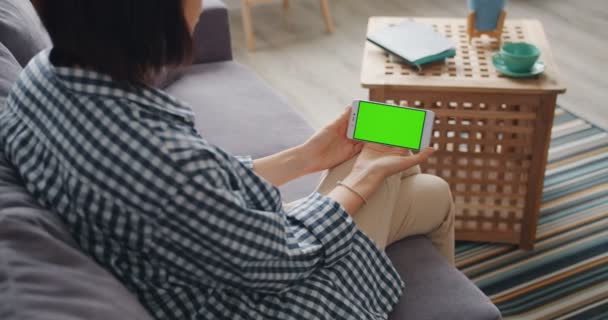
[414,147,435,163]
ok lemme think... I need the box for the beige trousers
[316,157,456,265]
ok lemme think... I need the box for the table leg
[241,0,256,51]
[520,94,558,250]
[319,0,335,33]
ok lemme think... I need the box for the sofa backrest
[0,0,51,67]
[0,41,19,106]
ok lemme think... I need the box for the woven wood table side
[360,17,566,249]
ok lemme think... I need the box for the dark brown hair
[34,0,193,84]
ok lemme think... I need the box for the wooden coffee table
[361,17,566,250]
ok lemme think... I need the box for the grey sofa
[0,0,501,319]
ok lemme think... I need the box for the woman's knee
[410,174,453,217]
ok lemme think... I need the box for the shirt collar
[37,50,195,124]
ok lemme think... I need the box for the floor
[224,0,608,130]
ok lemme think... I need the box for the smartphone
[347,100,435,151]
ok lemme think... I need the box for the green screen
[354,101,426,149]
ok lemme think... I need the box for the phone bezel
[347,100,435,151]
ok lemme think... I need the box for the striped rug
[455,108,608,320]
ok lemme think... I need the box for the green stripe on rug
[456,108,608,320]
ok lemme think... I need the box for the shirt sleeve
[284,192,356,266]
[153,155,356,294]
[233,155,254,169]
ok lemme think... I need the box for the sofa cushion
[386,237,502,320]
[166,61,321,201]
[0,154,153,320]
[0,0,51,67]
[0,42,20,105]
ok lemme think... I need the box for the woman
[0,0,454,319]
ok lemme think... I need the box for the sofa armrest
[386,237,502,320]
[192,0,232,64]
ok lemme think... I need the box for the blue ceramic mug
[468,0,506,31]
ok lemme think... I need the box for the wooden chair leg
[283,0,289,10]
[241,0,256,50]
[319,0,335,33]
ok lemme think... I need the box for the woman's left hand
[301,106,363,173]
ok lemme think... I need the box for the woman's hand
[327,144,435,215]
[353,144,435,180]
[301,106,363,173]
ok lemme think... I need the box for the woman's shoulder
[6,50,119,122]
[6,51,239,186]
[8,51,55,110]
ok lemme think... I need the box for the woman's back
[0,51,403,319]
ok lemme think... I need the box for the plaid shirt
[0,51,403,319]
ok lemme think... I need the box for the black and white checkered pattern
[0,51,404,319]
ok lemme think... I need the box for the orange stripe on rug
[538,210,608,240]
[546,146,608,171]
[492,256,608,304]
